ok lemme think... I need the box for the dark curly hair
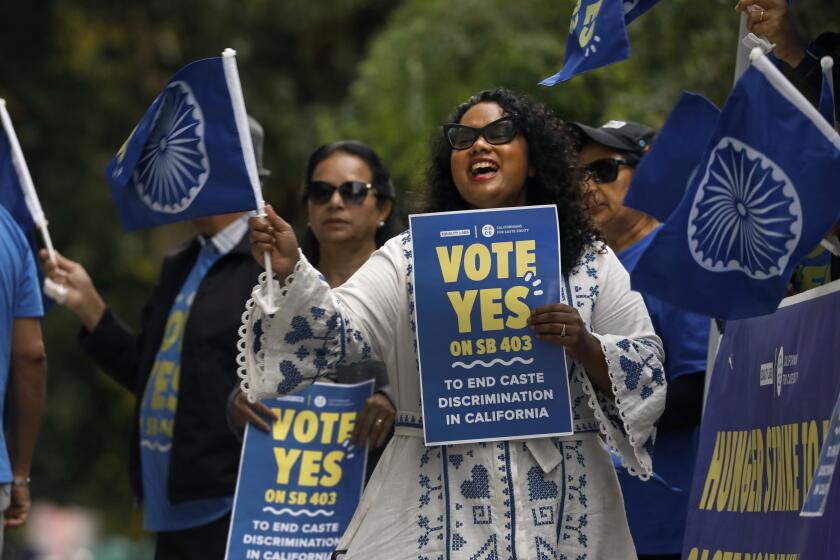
[300,140,403,266]
[425,88,599,276]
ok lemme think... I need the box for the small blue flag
[106,55,262,231]
[819,58,836,126]
[630,51,840,320]
[624,92,720,223]
[540,0,659,85]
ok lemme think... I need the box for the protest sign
[683,281,840,559]
[409,205,572,445]
[226,381,373,560]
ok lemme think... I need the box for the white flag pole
[221,48,278,314]
[0,99,66,302]
[822,56,835,100]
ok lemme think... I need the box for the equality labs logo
[759,345,799,397]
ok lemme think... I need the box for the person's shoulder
[0,206,32,259]
[379,230,412,259]
[567,240,616,277]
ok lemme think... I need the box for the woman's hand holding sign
[352,393,396,449]
[529,303,612,398]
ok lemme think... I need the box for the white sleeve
[238,236,406,401]
[578,248,666,480]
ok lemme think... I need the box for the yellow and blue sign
[409,205,572,445]
[682,283,840,559]
[225,381,373,560]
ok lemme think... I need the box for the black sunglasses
[583,157,637,184]
[443,116,518,150]
[305,180,375,205]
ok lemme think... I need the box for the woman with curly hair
[244,88,665,559]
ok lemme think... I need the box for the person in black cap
[571,120,709,560]
[42,117,270,559]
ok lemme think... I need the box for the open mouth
[470,160,499,180]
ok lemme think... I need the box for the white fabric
[241,232,666,559]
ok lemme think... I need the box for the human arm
[736,0,807,67]
[736,0,840,121]
[227,387,278,436]
[41,249,141,391]
[352,392,396,449]
[40,250,105,331]
[528,303,612,397]
[241,223,405,401]
[5,318,47,528]
[578,248,666,478]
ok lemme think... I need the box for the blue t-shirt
[138,242,231,531]
[618,227,709,555]
[0,206,43,483]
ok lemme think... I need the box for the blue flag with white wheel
[540,0,659,85]
[629,50,840,320]
[624,92,720,223]
[106,52,263,231]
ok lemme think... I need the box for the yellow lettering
[700,431,725,510]
[464,244,491,281]
[320,412,340,445]
[515,240,537,277]
[320,450,344,487]
[293,411,319,443]
[273,447,301,484]
[491,242,513,279]
[504,286,530,329]
[436,246,463,283]
[727,431,748,511]
[272,409,296,441]
[298,450,322,487]
[160,311,186,351]
[338,412,356,444]
[479,288,504,331]
[448,290,478,333]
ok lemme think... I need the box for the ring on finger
[560,323,567,337]
[758,7,765,22]
[375,418,384,425]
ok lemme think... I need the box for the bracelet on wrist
[12,477,30,488]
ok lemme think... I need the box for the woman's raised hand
[249,204,301,282]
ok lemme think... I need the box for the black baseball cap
[569,120,655,156]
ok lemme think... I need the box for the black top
[78,233,262,503]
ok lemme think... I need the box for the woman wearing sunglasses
[571,121,709,560]
[230,140,400,462]
[246,90,665,559]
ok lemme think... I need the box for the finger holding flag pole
[0,98,67,303]
[220,47,278,315]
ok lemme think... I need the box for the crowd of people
[0,0,837,559]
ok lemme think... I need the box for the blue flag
[624,92,720,223]
[106,55,261,231]
[540,0,659,85]
[630,51,840,320]
[819,59,836,126]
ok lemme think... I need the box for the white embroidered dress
[240,231,665,560]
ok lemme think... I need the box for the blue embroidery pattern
[460,465,491,499]
[527,466,559,501]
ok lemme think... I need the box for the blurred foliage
[0,0,837,540]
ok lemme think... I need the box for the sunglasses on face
[582,157,637,184]
[443,116,518,150]
[305,180,375,205]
